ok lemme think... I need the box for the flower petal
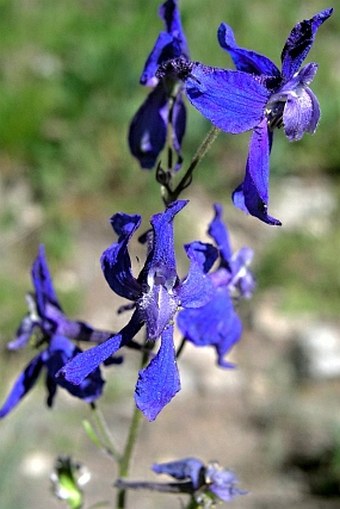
[140,32,181,86]
[228,247,256,299]
[177,287,241,368]
[135,325,180,421]
[7,314,34,350]
[184,63,270,134]
[232,118,281,225]
[152,457,205,489]
[208,203,233,263]
[140,284,178,340]
[43,303,112,344]
[177,241,216,308]
[186,240,218,275]
[32,245,61,316]
[142,200,187,286]
[128,84,169,169]
[101,212,142,300]
[140,0,188,86]
[206,464,246,501]
[0,353,44,418]
[58,311,142,385]
[218,22,280,77]
[304,86,321,133]
[281,8,333,81]
[283,84,320,141]
[57,334,122,385]
[171,90,186,160]
[159,0,189,57]
[137,202,188,342]
[46,335,105,404]
[215,308,243,369]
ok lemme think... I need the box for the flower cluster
[129,0,189,170]
[177,203,255,368]
[59,201,254,421]
[142,7,333,225]
[0,246,107,418]
[1,203,253,425]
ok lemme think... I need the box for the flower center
[140,266,178,340]
[265,97,286,130]
[156,56,193,81]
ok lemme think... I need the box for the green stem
[165,125,220,204]
[184,497,201,509]
[116,350,150,509]
[90,404,120,461]
[115,406,142,508]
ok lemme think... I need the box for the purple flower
[167,8,333,224]
[219,8,333,225]
[0,246,105,418]
[152,457,246,502]
[177,203,255,367]
[59,201,214,421]
[128,0,189,169]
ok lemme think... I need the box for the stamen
[156,57,193,81]
[265,99,285,130]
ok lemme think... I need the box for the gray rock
[291,322,340,379]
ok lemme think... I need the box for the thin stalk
[165,125,220,204]
[115,479,194,494]
[89,404,120,461]
[115,350,150,509]
[176,337,187,359]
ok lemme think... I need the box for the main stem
[165,125,220,204]
[116,350,149,509]
[116,405,143,508]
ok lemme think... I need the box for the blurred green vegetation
[258,229,340,317]
[0,0,338,206]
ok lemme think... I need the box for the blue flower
[177,203,255,367]
[152,457,246,502]
[166,8,333,224]
[128,0,189,169]
[0,246,105,418]
[218,8,333,225]
[59,201,214,421]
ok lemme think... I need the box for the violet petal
[135,325,180,421]
[281,8,333,81]
[185,63,270,134]
[218,22,280,77]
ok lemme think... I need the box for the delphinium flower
[177,203,255,368]
[0,246,105,418]
[128,0,189,169]
[115,457,246,506]
[59,200,216,421]
[158,8,333,224]
[153,457,247,504]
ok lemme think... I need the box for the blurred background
[0,0,339,507]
